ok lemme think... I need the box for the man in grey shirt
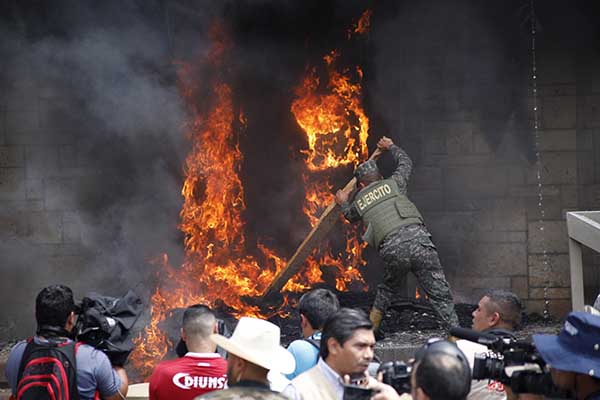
[6,285,128,400]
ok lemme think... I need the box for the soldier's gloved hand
[335,189,349,205]
[377,136,394,151]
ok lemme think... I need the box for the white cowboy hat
[210,317,296,374]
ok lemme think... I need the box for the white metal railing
[566,211,600,311]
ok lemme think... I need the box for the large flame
[291,51,369,172]
[291,30,372,297]
[131,12,373,379]
[130,25,282,377]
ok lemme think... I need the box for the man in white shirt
[283,308,376,400]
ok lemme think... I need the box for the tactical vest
[355,178,423,248]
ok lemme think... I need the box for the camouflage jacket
[341,144,429,244]
[196,380,288,400]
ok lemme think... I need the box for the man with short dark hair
[284,308,376,400]
[471,289,523,333]
[411,340,471,400]
[285,288,340,379]
[6,285,128,400]
[458,289,523,400]
[335,136,459,332]
[149,305,227,400]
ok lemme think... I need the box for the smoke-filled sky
[1,0,599,337]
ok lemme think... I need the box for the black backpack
[16,339,80,400]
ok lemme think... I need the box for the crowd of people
[7,284,600,400]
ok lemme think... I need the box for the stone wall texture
[410,49,600,318]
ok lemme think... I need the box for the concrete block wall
[408,48,600,318]
[0,71,91,337]
[577,53,600,305]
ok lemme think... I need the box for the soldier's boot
[369,307,384,333]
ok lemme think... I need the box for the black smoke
[0,1,195,337]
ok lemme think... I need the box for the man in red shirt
[149,305,227,400]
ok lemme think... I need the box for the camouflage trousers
[374,232,459,328]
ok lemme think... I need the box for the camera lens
[472,353,505,382]
[377,361,412,394]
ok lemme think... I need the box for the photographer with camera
[455,290,523,400]
[531,311,600,400]
[5,285,128,400]
[470,290,522,336]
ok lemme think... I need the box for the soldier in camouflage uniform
[335,136,459,330]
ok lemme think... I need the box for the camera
[343,384,373,400]
[377,360,412,394]
[472,347,569,398]
[75,291,143,366]
[342,360,412,399]
[451,327,571,398]
[472,347,560,395]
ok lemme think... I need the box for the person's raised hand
[377,136,394,151]
[371,147,384,160]
[335,189,350,205]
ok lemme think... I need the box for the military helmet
[354,160,380,180]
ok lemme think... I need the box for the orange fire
[291,51,369,172]
[348,9,373,39]
[131,24,284,377]
[131,12,373,379]
[415,287,429,300]
[291,34,372,296]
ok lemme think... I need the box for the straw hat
[210,317,295,374]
